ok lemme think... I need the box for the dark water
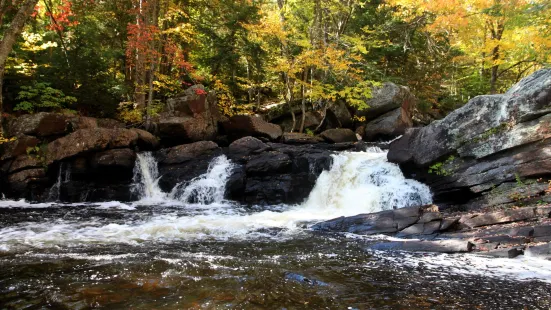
[1,204,550,309]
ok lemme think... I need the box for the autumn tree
[0,0,40,127]
[386,0,551,94]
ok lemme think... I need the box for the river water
[1,150,550,309]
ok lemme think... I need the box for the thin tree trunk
[145,0,159,131]
[0,0,39,131]
[299,69,307,133]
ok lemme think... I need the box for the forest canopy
[1,0,550,127]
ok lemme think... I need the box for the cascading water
[170,155,234,204]
[47,163,71,202]
[302,148,432,215]
[132,152,166,202]
[132,152,234,205]
[0,149,433,244]
[2,148,551,308]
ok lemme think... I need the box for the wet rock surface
[314,203,551,259]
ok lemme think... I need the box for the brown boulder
[7,168,47,192]
[228,136,270,159]
[364,107,413,141]
[45,128,140,164]
[130,128,160,150]
[158,116,217,144]
[319,128,358,143]
[222,115,283,141]
[8,112,70,137]
[158,141,220,165]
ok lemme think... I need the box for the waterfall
[47,163,71,202]
[170,156,234,204]
[132,152,166,202]
[132,152,233,205]
[301,150,432,216]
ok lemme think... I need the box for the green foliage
[15,82,76,113]
[428,155,456,176]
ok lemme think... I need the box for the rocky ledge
[313,204,551,259]
[388,69,551,211]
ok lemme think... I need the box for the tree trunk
[0,0,39,131]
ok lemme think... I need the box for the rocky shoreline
[313,203,551,260]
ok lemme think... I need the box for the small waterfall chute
[132,152,167,202]
[132,153,234,205]
[170,155,234,204]
[48,163,71,202]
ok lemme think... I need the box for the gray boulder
[387,69,551,207]
[356,82,417,121]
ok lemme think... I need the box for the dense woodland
[1,0,550,136]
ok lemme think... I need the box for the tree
[386,0,551,94]
[0,0,40,127]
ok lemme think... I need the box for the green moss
[428,155,457,176]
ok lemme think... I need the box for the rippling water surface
[1,152,550,309]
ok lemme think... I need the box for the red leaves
[194,88,207,95]
[46,0,78,32]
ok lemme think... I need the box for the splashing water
[132,152,166,202]
[170,155,234,204]
[0,150,432,245]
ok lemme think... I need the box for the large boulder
[46,128,156,164]
[222,115,283,141]
[157,141,219,165]
[387,69,551,208]
[357,82,417,121]
[319,128,358,143]
[327,100,352,128]
[364,107,413,141]
[8,112,71,137]
[157,116,217,145]
[158,85,222,145]
[228,136,270,160]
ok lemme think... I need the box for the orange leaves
[45,0,78,32]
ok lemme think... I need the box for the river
[1,150,550,309]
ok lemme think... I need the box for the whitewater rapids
[0,150,432,247]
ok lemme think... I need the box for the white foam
[369,250,551,284]
[0,151,433,249]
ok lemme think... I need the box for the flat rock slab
[369,240,473,253]
[460,208,537,228]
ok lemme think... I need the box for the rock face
[0,113,162,201]
[222,115,283,141]
[387,69,551,208]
